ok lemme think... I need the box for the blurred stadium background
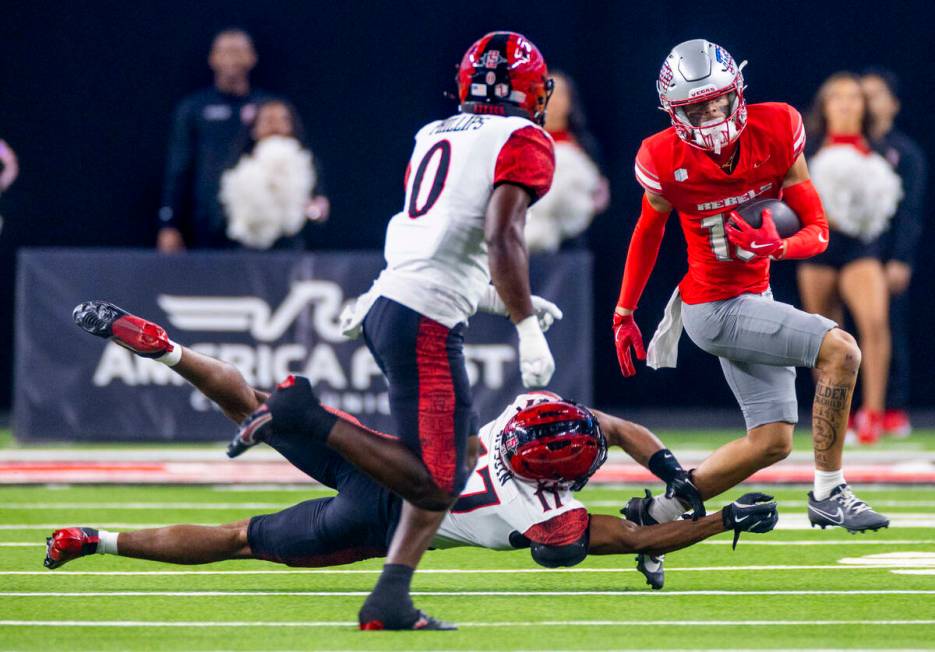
[1,1,934,426]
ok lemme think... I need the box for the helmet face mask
[499,401,608,491]
[657,39,748,153]
[457,31,552,125]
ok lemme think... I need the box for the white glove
[531,295,563,332]
[477,286,564,333]
[339,302,362,339]
[515,315,555,388]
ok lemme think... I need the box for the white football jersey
[433,392,588,550]
[366,112,554,328]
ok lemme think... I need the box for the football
[734,198,802,238]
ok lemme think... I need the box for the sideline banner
[14,249,592,442]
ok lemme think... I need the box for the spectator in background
[157,28,275,252]
[219,99,329,250]
[0,139,18,235]
[861,68,928,437]
[798,72,903,444]
[524,71,609,253]
[0,139,18,194]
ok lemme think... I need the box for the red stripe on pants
[415,317,457,494]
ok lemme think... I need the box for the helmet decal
[456,31,552,125]
[657,39,748,154]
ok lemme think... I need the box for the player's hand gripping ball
[735,198,803,238]
[727,198,802,260]
[725,207,783,259]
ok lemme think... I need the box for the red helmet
[499,401,607,491]
[457,31,553,125]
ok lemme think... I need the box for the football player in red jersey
[612,39,889,587]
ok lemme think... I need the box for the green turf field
[1,484,933,650]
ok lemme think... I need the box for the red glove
[725,209,783,259]
[613,312,645,377]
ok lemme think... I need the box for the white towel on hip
[646,288,683,370]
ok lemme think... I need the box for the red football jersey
[634,102,805,304]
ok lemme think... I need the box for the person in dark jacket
[157,28,274,251]
[861,68,928,437]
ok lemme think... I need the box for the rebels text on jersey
[433,392,589,551]
[370,113,555,328]
[634,103,806,304]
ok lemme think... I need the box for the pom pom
[809,144,903,243]
[220,136,316,249]
[525,141,600,253]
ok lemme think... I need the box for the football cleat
[808,484,890,533]
[622,489,664,590]
[227,404,272,458]
[73,300,174,359]
[360,610,457,631]
[44,527,99,569]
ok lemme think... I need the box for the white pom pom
[219,136,316,249]
[809,144,903,243]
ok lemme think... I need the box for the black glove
[721,492,779,549]
[667,471,705,520]
[648,449,706,519]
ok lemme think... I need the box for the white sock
[648,494,685,523]
[813,469,846,500]
[156,340,182,367]
[97,530,119,555]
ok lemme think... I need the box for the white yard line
[3,513,933,531]
[2,564,932,576]
[1,590,933,598]
[6,539,935,548]
[0,619,932,628]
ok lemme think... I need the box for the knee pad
[267,375,337,442]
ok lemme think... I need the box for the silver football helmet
[657,39,748,153]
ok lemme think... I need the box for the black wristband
[648,448,684,484]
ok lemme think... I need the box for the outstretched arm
[588,492,778,556]
[592,408,704,515]
[588,512,723,556]
[591,409,664,467]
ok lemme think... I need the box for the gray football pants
[681,291,836,430]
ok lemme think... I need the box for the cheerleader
[524,72,609,253]
[797,72,903,444]
[220,99,329,250]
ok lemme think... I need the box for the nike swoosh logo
[753,155,771,168]
[819,234,828,243]
[734,514,750,523]
[750,242,774,249]
[809,504,844,524]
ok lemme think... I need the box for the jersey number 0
[408,140,452,218]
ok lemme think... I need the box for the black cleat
[808,484,890,533]
[227,404,272,458]
[73,300,175,359]
[622,489,664,590]
[359,610,457,631]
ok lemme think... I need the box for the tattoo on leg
[813,381,850,464]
